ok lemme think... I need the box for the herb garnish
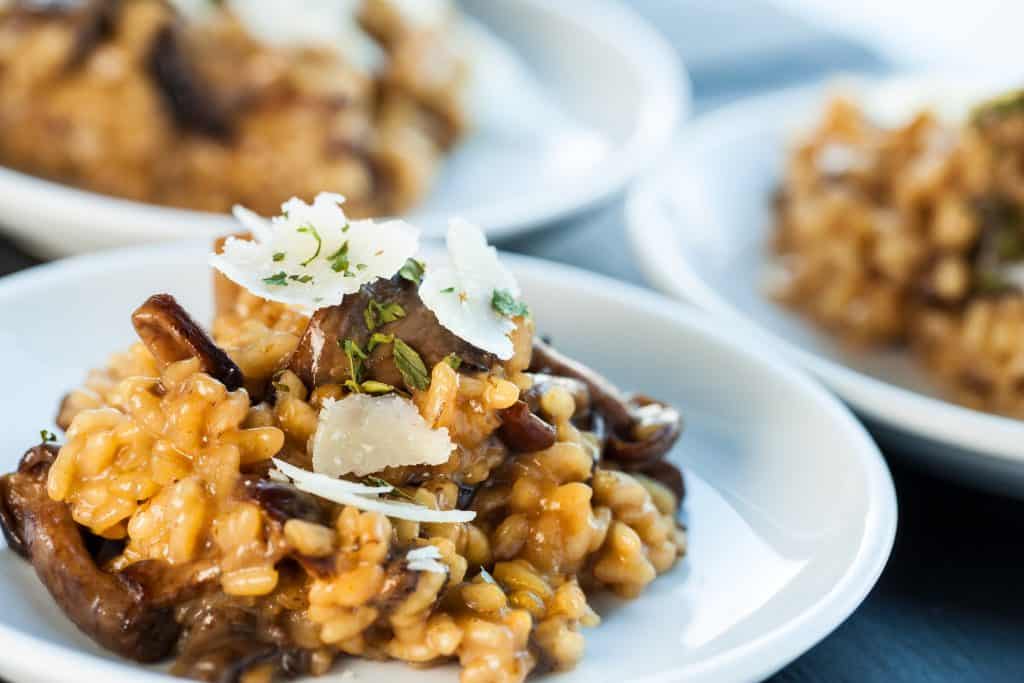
[392,338,430,391]
[443,353,462,370]
[364,300,406,330]
[289,274,314,284]
[327,241,350,274]
[441,287,455,294]
[363,475,416,502]
[272,252,286,262]
[367,332,395,352]
[341,338,367,383]
[40,429,57,443]
[399,258,425,285]
[491,289,529,318]
[297,224,322,266]
[360,380,396,395]
[263,271,289,286]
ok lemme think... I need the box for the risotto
[0,0,469,217]
[0,196,687,683]
[772,87,1024,416]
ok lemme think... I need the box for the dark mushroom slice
[0,445,197,662]
[530,339,683,469]
[288,274,497,391]
[498,401,556,453]
[521,373,591,420]
[240,475,328,526]
[132,293,244,391]
[146,19,234,139]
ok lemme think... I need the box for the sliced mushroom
[498,401,556,453]
[0,445,201,662]
[147,21,233,139]
[521,373,590,419]
[288,274,497,391]
[241,476,327,526]
[132,293,244,391]
[530,339,683,483]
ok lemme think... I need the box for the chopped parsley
[341,338,368,383]
[443,353,462,370]
[399,258,425,285]
[367,332,395,352]
[263,271,289,286]
[364,300,407,330]
[297,224,322,267]
[288,274,314,284]
[441,287,455,294]
[39,429,57,443]
[327,241,351,274]
[392,338,430,391]
[491,289,529,318]
[272,252,286,262]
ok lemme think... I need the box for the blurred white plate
[0,243,894,683]
[626,73,1024,498]
[0,0,686,258]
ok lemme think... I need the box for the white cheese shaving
[210,193,419,310]
[274,458,476,523]
[406,545,448,574]
[312,394,455,477]
[419,218,521,359]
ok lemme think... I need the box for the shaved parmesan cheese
[273,458,476,523]
[419,218,521,359]
[272,458,393,496]
[406,545,447,574]
[312,394,454,477]
[211,193,419,311]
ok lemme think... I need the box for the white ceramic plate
[0,243,894,683]
[626,74,1024,498]
[0,0,686,258]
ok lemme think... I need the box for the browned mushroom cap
[146,19,234,139]
[132,293,244,391]
[498,400,556,453]
[288,274,497,391]
[530,339,683,468]
[605,396,683,469]
[0,444,207,662]
[521,373,591,419]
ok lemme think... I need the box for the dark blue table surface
[2,2,1023,681]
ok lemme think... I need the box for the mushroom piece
[0,444,209,662]
[146,20,234,139]
[498,400,556,453]
[132,293,244,391]
[529,339,684,498]
[288,274,497,391]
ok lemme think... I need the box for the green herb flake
[392,338,430,391]
[491,289,529,318]
[367,332,395,352]
[362,476,416,502]
[40,429,57,443]
[440,287,455,294]
[364,300,406,330]
[443,353,462,370]
[272,252,286,262]
[356,263,368,271]
[263,271,289,286]
[344,379,363,394]
[398,258,426,285]
[297,224,322,267]
[360,380,396,395]
[288,274,314,284]
[327,241,350,274]
[341,338,368,383]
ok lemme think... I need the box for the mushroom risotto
[772,88,1024,416]
[0,0,468,217]
[0,195,687,682]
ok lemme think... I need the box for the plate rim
[624,77,1024,467]
[0,0,689,256]
[0,241,895,683]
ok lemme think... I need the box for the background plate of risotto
[0,0,685,257]
[626,72,1024,497]
[0,242,894,683]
